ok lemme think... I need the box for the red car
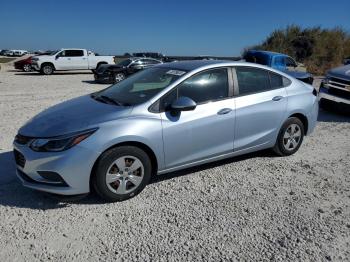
[14,56,33,72]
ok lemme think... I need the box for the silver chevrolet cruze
[13,61,318,201]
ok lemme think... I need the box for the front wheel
[113,72,125,83]
[40,64,54,75]
[273,117,304,156]
[93,146,152,202]
[23,64,32,72]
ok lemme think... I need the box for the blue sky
[1,0,349,56]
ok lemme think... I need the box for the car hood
[96,64,123,74]
[327,64,350,80]
[19,95,132,137]
[283,70,312,80]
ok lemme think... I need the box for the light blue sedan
[13,60,318,201]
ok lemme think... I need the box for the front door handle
[272,96,284,101]
[217,108,232,115]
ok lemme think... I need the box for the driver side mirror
[170,97,197,112]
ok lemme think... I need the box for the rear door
[64,49,88,69]
[233,66,288,151]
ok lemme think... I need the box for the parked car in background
[14,51,52,72]
[31,48,115,75]
[14,56,33,72]
[13,60,318,201]
[132,52,165,60]
[244,50,314,84]
[94,57,162,84]
[319,64,350,111]
[13,50,28,56]
[3,50,14,56]
[343,57,350,65]
[0,50,8,56]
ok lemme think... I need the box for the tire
[23,64,32,72]
[96,62,106,70]
[93,146,152,202]
[40,64,54,75]
[113,72,126,83]
[273,117,304,156]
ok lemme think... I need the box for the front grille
[14,134,32,145]
[14,149,26,168]
[328,77,350,90]
[328,88,350,100]
[329,77,350,86]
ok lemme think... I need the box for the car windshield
[92,67,187,106]
[48,50,59,55]
[117,59,132,67]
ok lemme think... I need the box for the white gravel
[0,65,349,261]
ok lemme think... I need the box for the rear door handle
[272,96,284,101]
[217,108,232,115]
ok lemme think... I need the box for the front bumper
[319,85,350,105]
[94,73,114,84]
[31,62,40,71]
[13,142,100,195]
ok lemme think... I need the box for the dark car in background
[94,57,162,84]
[244,50,314,84]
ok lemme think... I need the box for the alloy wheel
[23,64,31,72]
[105,155,144,195]
[282,124,302,151]
[115,73,125,83]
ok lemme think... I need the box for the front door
[160,68,235,169]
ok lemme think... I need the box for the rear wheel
[273,117,304,156]
[93,146,152,202]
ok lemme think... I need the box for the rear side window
[269,72,283,89]
[236,67,289,95]
[65,50,84,57]
[236,67,270,95]
[177,68,229,104]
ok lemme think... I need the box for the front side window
[176,68,229,104]
[286,57,297,67]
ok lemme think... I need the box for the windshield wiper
[92,94,129,106]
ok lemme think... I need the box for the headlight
[30,128,98,152]
[323,76,329,86]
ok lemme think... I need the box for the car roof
[155,60,231,71]
[248,50,288,57]
[153,60,294,78]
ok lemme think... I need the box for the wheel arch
[41,62,56,70]
[288,113,308,135]
[89,141,159,191]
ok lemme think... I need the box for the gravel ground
[0,66,349,261]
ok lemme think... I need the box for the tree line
[245,25,350,75]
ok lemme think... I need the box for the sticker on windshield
[166,70,186,76]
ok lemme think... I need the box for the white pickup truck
[31,48,115,75]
